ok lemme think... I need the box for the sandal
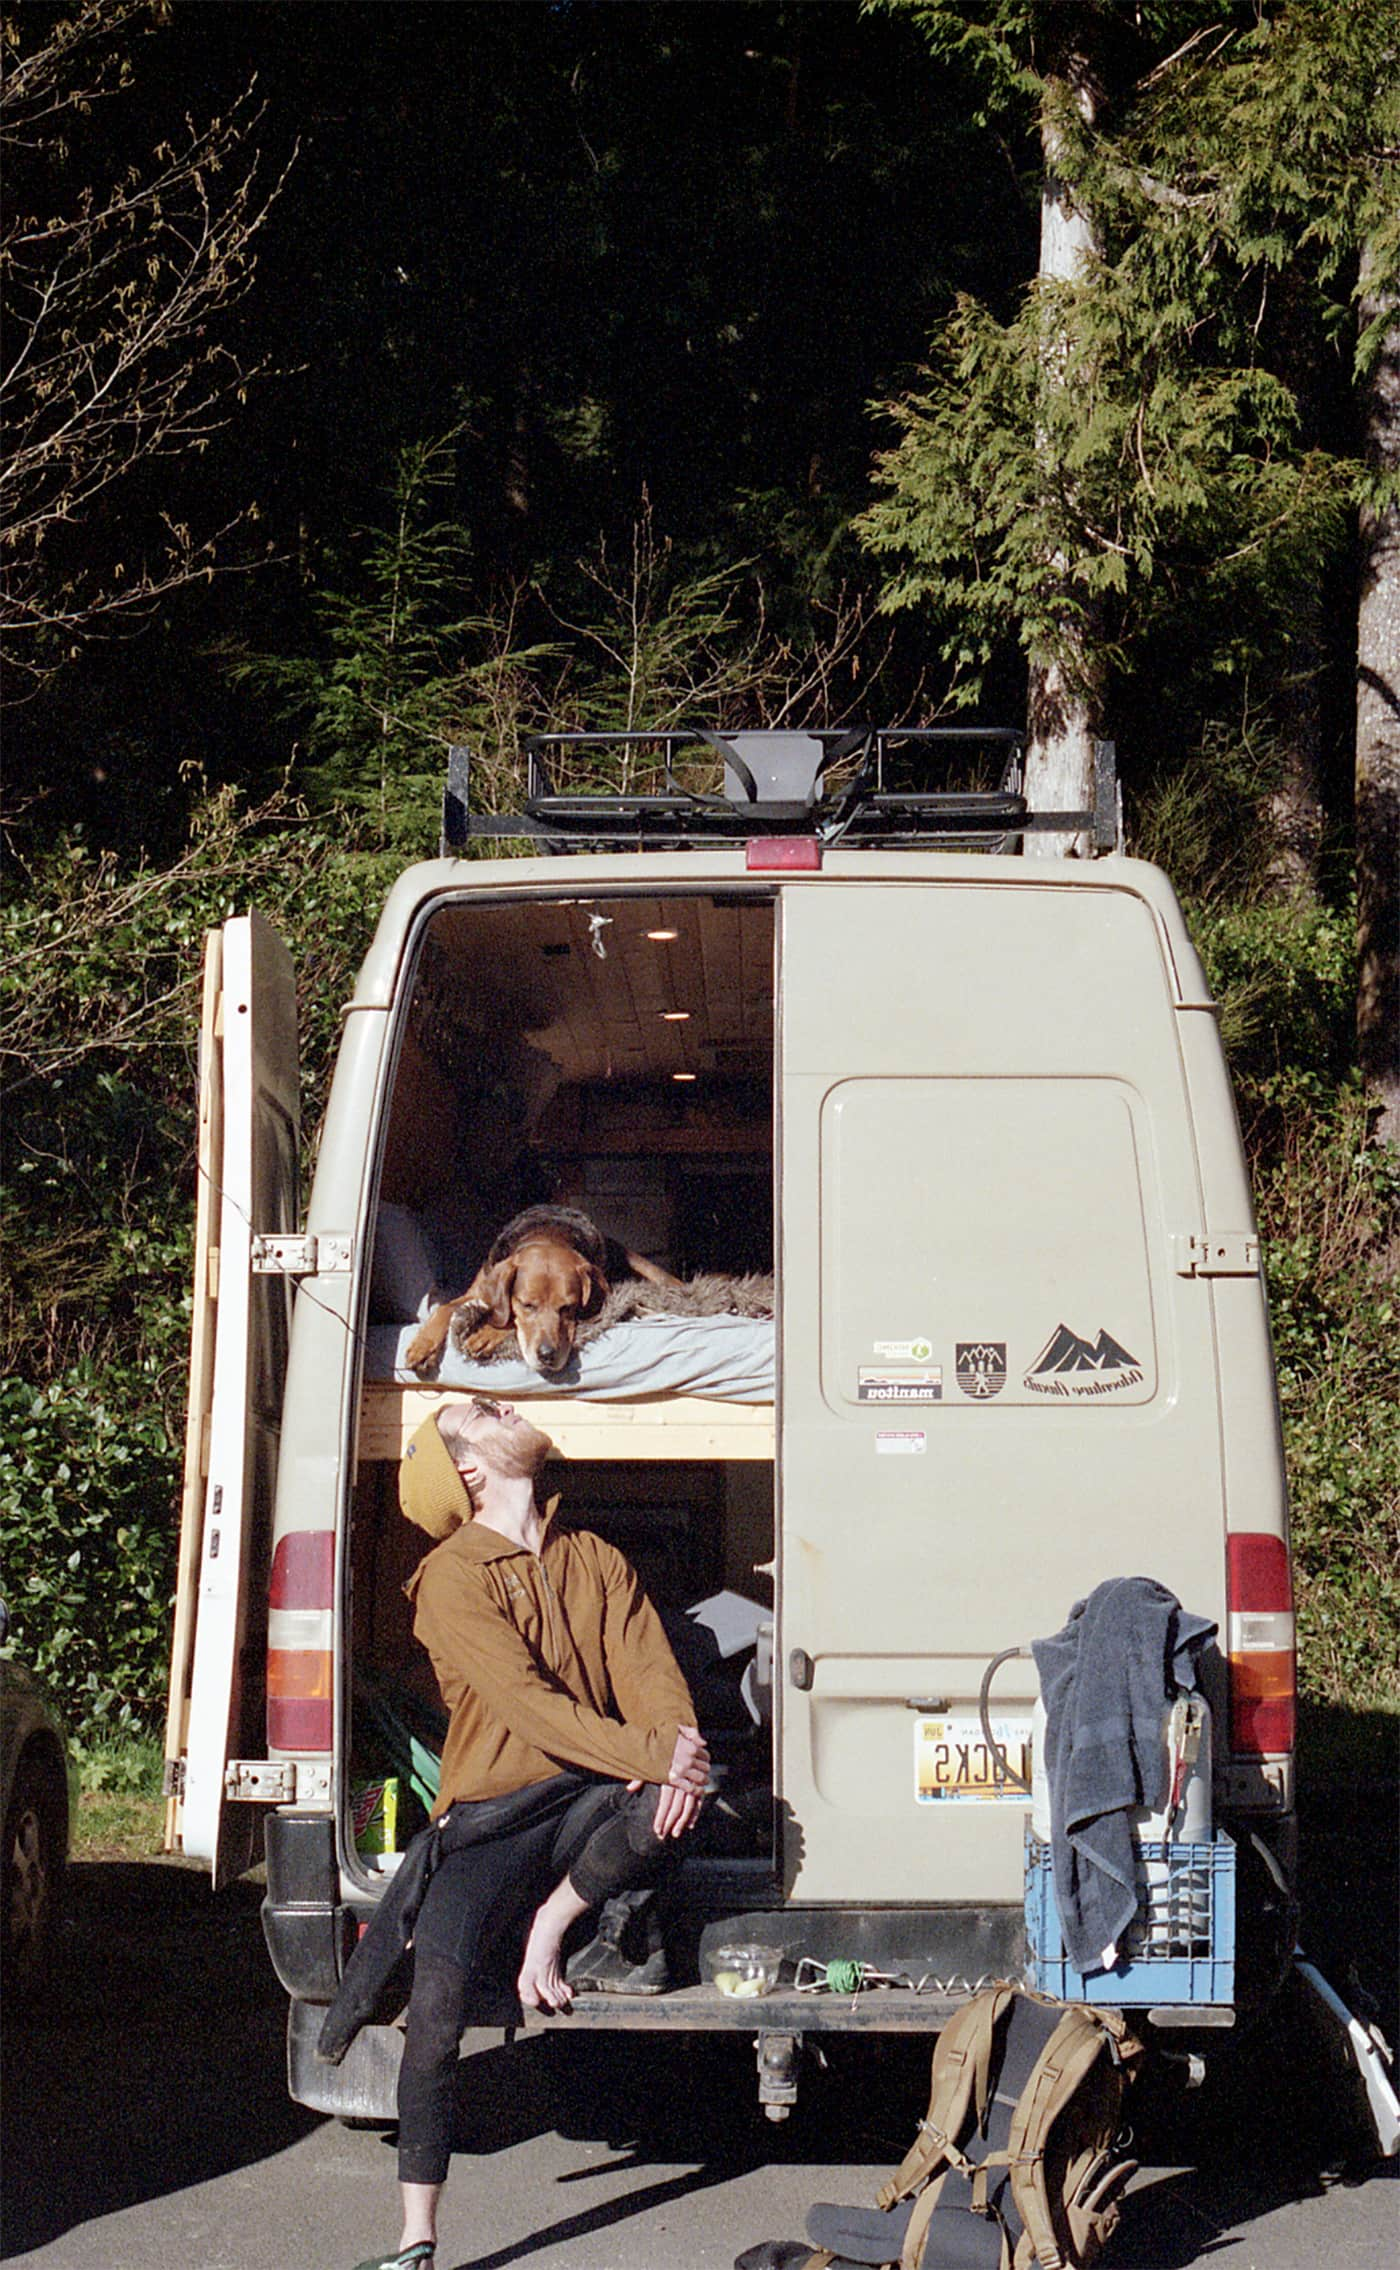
[350,2245,435,2270]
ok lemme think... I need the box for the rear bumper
[272,1821,1294,2116]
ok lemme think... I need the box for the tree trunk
[1355,270,1400,1147]
[1265,638,1326,899]
[1025,52,1104,859]
[1265,267,1330,899]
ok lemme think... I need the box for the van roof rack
[441,728,1121,856]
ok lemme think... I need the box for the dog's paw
[463,1323,513,1360]
[403,1327,444,1377]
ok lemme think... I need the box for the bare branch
[0,4,294,691]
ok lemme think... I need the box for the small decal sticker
[875,1430,927,1455]
[955,1343,1007,1399]
[873,1337,934,1362]
[1024,1322,1143,1397]
[858,1366,943,1403]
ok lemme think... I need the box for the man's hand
[627,1724,709,1839]
[666,1723,709,1792]
[651,1781,704,1839]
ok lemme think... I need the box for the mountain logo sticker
[1024,1323,1144,1398]
[955,1343,1007,1399]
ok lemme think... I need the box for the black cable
[978,1643,1034,1794]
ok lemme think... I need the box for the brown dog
[404,1206,678,1378]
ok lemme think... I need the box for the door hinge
[250,1233,352,1278]
[162,1757,186,1800]
[1172,1232,1260,1278]
[225,1759,332,1804]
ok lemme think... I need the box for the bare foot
[517,1907,574,2012]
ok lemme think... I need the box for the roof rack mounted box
[440,728,1121,856]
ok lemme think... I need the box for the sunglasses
[465,1395,507,1420]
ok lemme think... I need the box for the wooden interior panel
[426,891,774,1089]
[358,1382,774,1463]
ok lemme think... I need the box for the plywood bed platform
[357,1382,775,1464]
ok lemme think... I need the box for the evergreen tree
[860,1,1392,924]
[861,3,1228,846]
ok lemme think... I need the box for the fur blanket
[448,1269,774,1364]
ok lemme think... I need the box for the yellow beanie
[399,1414,472,1540]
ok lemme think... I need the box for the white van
[164,730,1297,2119]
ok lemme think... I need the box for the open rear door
[163,929,224,1850]
[166,912,299,1887]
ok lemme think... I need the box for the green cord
[825,1958,863,1994]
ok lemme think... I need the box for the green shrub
[0,1370,176,1734]
[1252,1083,1400,1707]
[1190,894,1400,1710]
[0,785,389,1738]
[71,1730,167,1796]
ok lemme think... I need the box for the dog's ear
[483,1258,516,1328]
[578,1261,609,1319]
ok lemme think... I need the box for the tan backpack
[805,1984,1144,2270]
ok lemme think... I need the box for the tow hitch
[756,2030,803,2120]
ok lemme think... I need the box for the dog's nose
[537,1342,557,1366]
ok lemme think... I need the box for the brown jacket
[403,1464,695,1815]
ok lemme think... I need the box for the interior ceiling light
[646,928,679,941]
[660,1010,690,1021]
[672,1071,697,1082]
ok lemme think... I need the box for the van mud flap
[288,1996,404,2121]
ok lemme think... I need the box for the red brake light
[746,837,822,871]
[1226,1531,1296,1756]
[267,1530,335,1751]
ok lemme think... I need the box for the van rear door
[777,874,1226,1904]
[165,912,300,1888]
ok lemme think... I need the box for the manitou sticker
[1024,1322,1143,1397]
[955,1343,1007,1399]
[858,1366,943,1403]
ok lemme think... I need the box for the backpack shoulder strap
[898,2169,1015,2270]
[876,1985,1016,2211]
[1005,2007,1117,2270]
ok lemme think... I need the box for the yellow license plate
[914,1715,1033,1804]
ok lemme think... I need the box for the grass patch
[69,1733,169,1862]
[72,1786,168,1863]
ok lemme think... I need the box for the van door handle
[906,1697,950,1713]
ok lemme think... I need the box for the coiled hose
[977,1643,1035,1794]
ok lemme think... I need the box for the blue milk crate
[1024,1831,1235,2006]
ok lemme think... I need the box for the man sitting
[354,1393,709,2270]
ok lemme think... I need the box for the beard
[481,1410,554,1481]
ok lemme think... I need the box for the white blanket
[366,1312,774,1403]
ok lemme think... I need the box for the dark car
[0,1599,71,2006]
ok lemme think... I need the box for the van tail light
[1226,1531,1295,1757]
[267,1530,335,1751]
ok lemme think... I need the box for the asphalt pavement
[2,1785,1395,2270]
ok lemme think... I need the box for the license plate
[914,1714,1033,1804]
